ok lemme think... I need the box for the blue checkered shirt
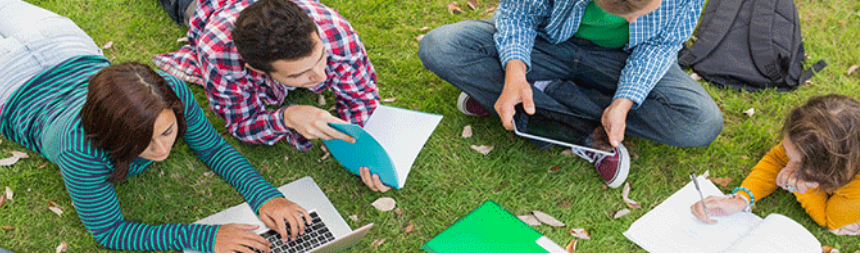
[495,0,704,107]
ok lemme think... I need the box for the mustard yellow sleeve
[737,143,789,208]
[812,174,860,230]
[794,188,829,228]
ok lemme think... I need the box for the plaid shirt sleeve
[614,0,703,108]
[313,18,380,127]
[199,35,310,149]
[493,0,550,70]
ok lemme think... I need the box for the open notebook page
[364,105,442,188]
[623,177,764,253]
[724,214,821,253]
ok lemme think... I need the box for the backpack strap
[748,0,782,81]
[797,59,827,85]
[678,0,743,66]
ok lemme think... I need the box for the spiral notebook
[421,200,566,253]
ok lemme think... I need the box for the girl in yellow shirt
[691,94,860,235]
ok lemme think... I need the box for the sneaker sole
[456,92,479,116]
[606,144,630,188]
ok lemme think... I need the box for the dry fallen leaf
[699,170,710,179]
[470,145,494,156]
[848,65,859,75]
[394,208,403,215]
[418,26,430,32]
[569,228,591,240]
[0,194,5,207]
[177,37,189,43]
[461,125,473,138]
[708,177,733,187]
[317,152,331,163]
[485,6,496,13]
[560,149,573,157]
[371,197,396,212]
[548,165,561,173]
[382,97,396,103]
[532,210,566,227]
[371,238,386,249]
[202,171,214,177]
[348,214,359,221]
[0,157,19,166]
[415,34,425,42]
[102,41,113,49]
[613,209,631,219]
[56,241,68,253]
[447,2,462,14]
[805,80,813,86]
[467,0,478,10]
[38,163,47,169]
[404,222,414,233]
[318,94,326,106]
[565,239,578,253]
[1,225,11,230]
[690,73,702,81]
[822,246,838,253]
[518,215,542,226]
[622,182,641,209]
[9,151,28,158]
[5,186,11,200]
[49,206,64,216]
[742,108,755,117]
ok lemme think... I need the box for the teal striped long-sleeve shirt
[0,55,284,252]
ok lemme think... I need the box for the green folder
[422,200,562,253]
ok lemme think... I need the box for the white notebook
[623,176,821,253]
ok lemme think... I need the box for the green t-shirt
[573,1,630,48]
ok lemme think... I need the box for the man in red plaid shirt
[154,0,390,192]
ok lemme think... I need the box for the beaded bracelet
[732,186,755,210]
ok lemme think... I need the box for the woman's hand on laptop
[360,167,391,193]
[214,223,270,253]
[258,197,312,241]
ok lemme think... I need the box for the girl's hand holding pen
[690,195,748,224]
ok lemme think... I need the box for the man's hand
[213,224,270,253]
[601,98,634,148]
[359,167,391,193]
[495,60,534,130]
[283,105,356,143]
[258,197,311,241]
[775,161,819,193]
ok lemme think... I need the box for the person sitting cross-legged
[419,0,724,188]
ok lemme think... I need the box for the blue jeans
[0,0,102,108]
[418,19,723,148]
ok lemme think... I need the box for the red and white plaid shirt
[153,0,379,151]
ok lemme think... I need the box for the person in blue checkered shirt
[419,0,723,188]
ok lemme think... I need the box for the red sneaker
[456,92,490,117]
[570,144,630,188]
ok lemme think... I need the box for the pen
[689,173,710,219]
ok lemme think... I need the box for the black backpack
[678,0,827,91]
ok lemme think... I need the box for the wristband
[732,186,755,210]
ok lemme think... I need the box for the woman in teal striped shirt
[0,0,308,252]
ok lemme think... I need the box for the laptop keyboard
[252,211,335,253]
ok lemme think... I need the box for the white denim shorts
[0,0,102,108]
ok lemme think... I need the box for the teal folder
[321,105,442,190]
[422,200,562,253]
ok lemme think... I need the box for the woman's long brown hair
[784,94,860,192]
[80,62,187,184]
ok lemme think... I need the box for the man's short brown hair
[595,0,657,16]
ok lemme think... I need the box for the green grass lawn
[1,0,859,253]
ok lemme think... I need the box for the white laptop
[184,176,373,253]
